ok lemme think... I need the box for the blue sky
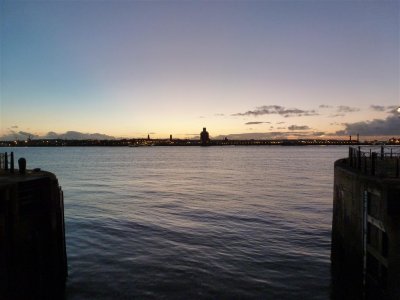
[1,0,399,140]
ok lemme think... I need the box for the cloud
[214,131,326,140]
[46,131,59,139]
[387,105,400,114]
[337,105,360,113]
[335,114,400,136]
[276,121,285,124]
[370,105,385,112]
[287,125,311,130]
[214,113,225,116]
[232,105,318,117]
[11,125,18,129]
[329,113,346,118]
[19,131,38,138]
[244,121,270,125]
[52,131,115,140]
[0,129,118,141]
[0,130,39,141]
[324,105,363,118]
[369,105,399,113]
[31,131,116,140]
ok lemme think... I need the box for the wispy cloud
[214,131,325,140]
[232,105,318,117]
[328,113,346,118]
[319,104,332,109]
[370,105,385,111]
[336,105,360,113]
[369,105,398,113]
[387,105,400,114]
[288,125,311,130]
[244,121,270,125]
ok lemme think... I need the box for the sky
[0,0,399,140]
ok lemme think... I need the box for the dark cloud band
[233,105,318,117]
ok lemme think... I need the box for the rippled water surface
[2,146,349,299]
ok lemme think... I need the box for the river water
[1,146,349,299]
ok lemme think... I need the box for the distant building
[388,137,400,144]
[200,127,210,145]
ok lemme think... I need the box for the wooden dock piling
[0,158,67,299]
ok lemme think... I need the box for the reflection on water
[1,146,349,299]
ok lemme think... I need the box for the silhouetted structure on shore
[332,146,400,299]
[0,153,67,299]
[0,138,392,147]
[200,127,210,146]
[0,132,398,148]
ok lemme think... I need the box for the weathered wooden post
[371,152,377,176]
[18,158,26,175]
[10,152,14,173]
[4,152,8,171]
[349,147,353,166]
[363,155,367,174]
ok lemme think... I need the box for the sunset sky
[1,0,399,140]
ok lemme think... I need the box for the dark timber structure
[0,152,67,299]
[332,146,400,299]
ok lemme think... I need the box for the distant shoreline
[0,138,397,147]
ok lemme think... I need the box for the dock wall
[332,155,400,299]
[0,162,67,299]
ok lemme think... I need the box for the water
[1,146,348,299]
